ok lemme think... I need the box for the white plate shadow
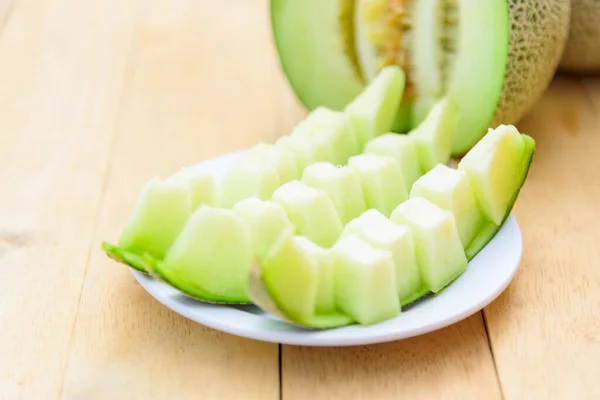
[131,151,523,347]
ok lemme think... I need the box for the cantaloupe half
[559,0,600,74]
[270,0,569,154]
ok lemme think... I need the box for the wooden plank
[282,314,502,399]
[59,1,281,399]
[0,0,141,398]
[484,76,600,400]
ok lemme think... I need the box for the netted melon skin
[491,0,571,129]
[559,0,600,74]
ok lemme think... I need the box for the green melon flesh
[271,181,343,248]
[250,233,353,329]
[344,65,406,146]
[409,98,461,172]
[390,197,467,293]
[166,167,217,210]
[218,155,280,209]
[301,162,367,224]
[290,107,359,166]
[364,133,422,191]
[146,206,253,303]
[118,177,192,260]
[332,234,401,325]
[410,164,483,248]
[232,197,295,258]
[341,209,426,306]
[242,142,299,184]
[347,153,408,217]
[461,127,536,259]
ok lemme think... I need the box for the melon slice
[248,233,353,329]
[409,98,460,172]
[410,164,483,248]
[301,162,367,224]
[341,209,426,306]
[271,181,343,248]
[218,154,280,209]
[270,0,568,154]
[364,133,422,190]
[116,177,192,261]
[459,125,536,259]
[347,153,408,217]
[344,65,406,147]
[232,197,295,258]
[242,142,299,184]
[290,107,359,165]
[166,167,217,210]
[390,197,467,293]
[144,206,253,303]
[332,234,400,325]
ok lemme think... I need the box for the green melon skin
[332,234,401,325]
[248,233,354,329]
[146,206,254,304]
[118,177,192,261]
[301,162,367,225]
[390,197,468,293]
[101,242,147,273]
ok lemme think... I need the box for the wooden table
[1,0,599,398]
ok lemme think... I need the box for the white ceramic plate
[132,151,523,347]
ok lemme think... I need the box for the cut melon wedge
[248,233,353,329]
[218,155,280,209]
[144,206,253,303]
[301,162,367,224]
[242,142,299,184]
[347,153,408,217]
[409,98,461,172]
[341,209,426,306]
[272,181,343,248]
[232,197,295,258]
[332,234,400,325]
[410,164,483,248]
[364,133,422,191]
[117,177,192,261]
[390,197,467,293]
[166,167,217,210]
[344,65,406,147]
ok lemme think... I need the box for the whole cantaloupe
[559,0,600,74]
[271,0,571,155]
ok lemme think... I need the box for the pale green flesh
[390,197,468,293]
[243,143,299,184]
[301,162,367,225]
[271,0,364,110]
[158,207,254,303]
[218,156,280,209]
[118,178,192,260]
[270,0,510,155]
[364,133,422,191]
[166,167,217,210]
[333,235,400,325]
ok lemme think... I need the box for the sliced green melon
[271,0,568,155]
[390,197,467,293]
[117,177,192,261]
[344,65,406,147]
[248,233,353,329]
[347,153,408,217]
[101,241,146,273]
[145,206,253,303]
[410,164,483,248]
[341,209,426,306]
[166,167,217,210]
[332,234,401,325]
[364,132,422,190]
[409,97,460,172]
[218,155,280,209]
[301,162,367,224]
[290,107,359,166]
[271,180,343,248]
[232,197,295,258]
[243,142,299,184]
[460,126,536,259]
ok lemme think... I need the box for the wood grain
[484,76,600,400]
[0,0,141,398]
[59,1,281,399]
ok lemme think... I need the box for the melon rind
[559,0,600,74]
